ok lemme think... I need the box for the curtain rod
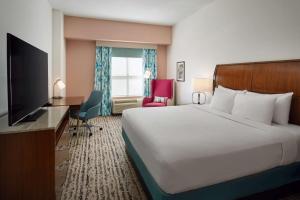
[96,41,157,49]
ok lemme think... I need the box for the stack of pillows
[209,86,293,125]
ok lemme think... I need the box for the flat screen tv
[7,33,48,126]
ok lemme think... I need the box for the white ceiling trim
[49,0,213,25]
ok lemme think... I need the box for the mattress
[122,105,299,194]
[273,123,300,161]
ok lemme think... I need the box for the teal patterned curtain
[143,49,157,97]
[94,46,112,116]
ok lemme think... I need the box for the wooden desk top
[0,106,69,134]
[49,96,84,106]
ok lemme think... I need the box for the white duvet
[122,105,299,194]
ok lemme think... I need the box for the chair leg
[72,119,102,137]
[85,121,93,137]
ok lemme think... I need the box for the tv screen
[7,33,48,126]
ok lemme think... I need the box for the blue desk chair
[71,90,103,137]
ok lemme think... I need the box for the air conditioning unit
[112,97,142,114]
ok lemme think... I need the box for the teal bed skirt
[122,130,300,200]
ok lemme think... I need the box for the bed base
[122,130,300,200]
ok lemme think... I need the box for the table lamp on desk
[53,78,66,99]
[192,78,212,104]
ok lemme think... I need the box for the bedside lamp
[53,78,66,99]
[144,69,152,79]
[192,78,213,104]
[144,69,152,97]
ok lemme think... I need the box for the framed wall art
[176,61,185,82]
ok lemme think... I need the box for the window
[111,57,144,97]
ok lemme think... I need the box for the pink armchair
[142,79,174,107]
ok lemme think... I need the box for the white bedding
[273,123,300,161]
[122,104,299,194]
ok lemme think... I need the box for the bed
[122,59,300,200]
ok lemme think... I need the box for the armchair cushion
[143,102,166,107]
[142,97,153,106]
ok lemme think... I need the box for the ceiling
[49,0,212,25]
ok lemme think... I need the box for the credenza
[0,106,69,200]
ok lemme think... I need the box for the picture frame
[176,61,185,82]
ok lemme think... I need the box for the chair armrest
[86,104,101,119]
[163,98,169,106]
[142,97,153,106]
[167,97,174,106]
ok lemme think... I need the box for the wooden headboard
[213,59,300,125]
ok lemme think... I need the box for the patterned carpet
[60,116,146,200]
[59,116,300,200]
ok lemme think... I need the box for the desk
[0,106,69,200]
[49,96,84,109]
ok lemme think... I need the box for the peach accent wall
[64,16,172,45]
[65,17,171,98]
[66,39,96,100]
[66,41,167,99]
[157,45,167,79]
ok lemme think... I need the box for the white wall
[0,0,52,116]
[52,9,66,97]
[167,0,300,105]
[0,0,52,115]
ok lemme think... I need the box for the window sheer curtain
[93,47,157,115]
[143,49,157,97]
[94,46,112,116]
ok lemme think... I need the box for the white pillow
[247,92,293,125]
[232,93,276,125]
[218,85,246,93]
[154,96,167,103]
[209,87,237,113]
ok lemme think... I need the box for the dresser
[0,106,69,200]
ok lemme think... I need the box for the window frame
[111,56,144,97]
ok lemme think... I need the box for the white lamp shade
[192,78,213,92]
[144,69,152,79]
[56,80,66,89]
